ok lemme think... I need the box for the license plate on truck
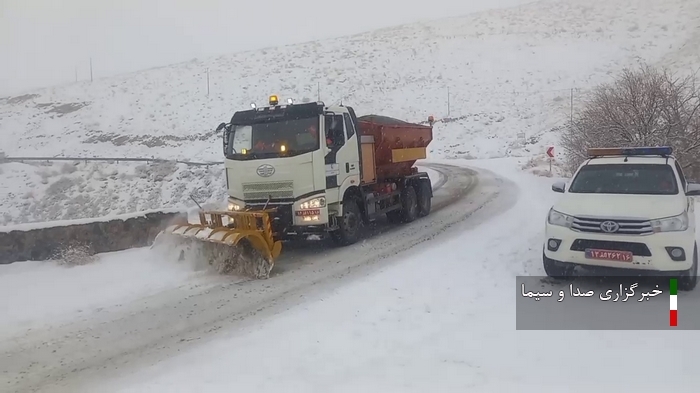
[585,249,633,262]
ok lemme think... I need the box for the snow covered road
[0,162,515,392]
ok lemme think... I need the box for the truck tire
[330,199,362,246]
[416,180,431,217]
[543,252,574,279]
[679,243,698,291]
[386,209,402,223]
[400,185,418,223]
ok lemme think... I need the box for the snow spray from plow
[152,210,282,279]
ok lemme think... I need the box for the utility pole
[447,87,451,118]
[206,68,210,96]
[317,82,320,101]
[90,58,93,82]
[570,88,574,123]
[75,66,78,82]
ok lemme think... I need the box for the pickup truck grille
[571,216,653,235]
[570,239,652,256]
[242,181,294,200]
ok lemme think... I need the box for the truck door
[324,114,345,190]
[342,113,361,181]
[324,113,360,191]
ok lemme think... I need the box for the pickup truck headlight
[227,199,243,211]
[547,208,573,228]
[300,197,326,209]
[651,212,688,232]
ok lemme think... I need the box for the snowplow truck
[158,95,433,278]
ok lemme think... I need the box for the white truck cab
[543,147,700,291]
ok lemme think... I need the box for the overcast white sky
[0,0,535,96]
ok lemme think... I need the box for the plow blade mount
[154,210,282,279]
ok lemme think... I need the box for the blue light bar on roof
[587,146,673,157]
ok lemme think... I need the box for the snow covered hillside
[1,0,699,225]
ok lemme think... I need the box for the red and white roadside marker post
[547,146,554,175]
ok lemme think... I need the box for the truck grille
[570,239,652,256]
[242,181,294,200]
[571,216,653,235]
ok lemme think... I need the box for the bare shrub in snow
[135,161,178,182]
[60,163,77,174]
[531,169,554,177]
[46,176,75,196]
[55,243,96,266]
[521,157,539,170]
[561,63,700,179]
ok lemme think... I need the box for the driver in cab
[297,125,332,149]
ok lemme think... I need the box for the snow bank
[0,207,186,233]
[0,160,225,226]
[0,247,212,338]
[0,210,185,264]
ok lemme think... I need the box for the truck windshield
[225,117,320,160]
[568,164,679,195]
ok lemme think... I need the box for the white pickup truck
[543,147,700,291]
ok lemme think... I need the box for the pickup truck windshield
[568,163,679,195]
[225,117,319,160]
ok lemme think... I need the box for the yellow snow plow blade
[156,210,282,279]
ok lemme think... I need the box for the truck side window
[343,113,355,139]
[675,161,687,191]
[325,114,345,148]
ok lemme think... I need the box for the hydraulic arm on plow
[157,209,282,279]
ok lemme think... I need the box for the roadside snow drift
[0,247,219,338]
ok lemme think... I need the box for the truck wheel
[400,185,418,223]
[386,209,402,223]
[416,181,431,217]
[543,252,574,279]
[679,243,698,291]
[330,200,362,246]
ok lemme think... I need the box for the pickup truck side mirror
[552,181,565,193]
[686,183,700,196]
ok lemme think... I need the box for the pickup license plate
[585,249,633,262]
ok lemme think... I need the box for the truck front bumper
[544,223,696,272]
[228,195,329,233]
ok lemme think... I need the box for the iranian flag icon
[670,278,678,327]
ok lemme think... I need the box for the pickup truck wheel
[330,200,362,246]
[416,181,431,217]
[679,243,698,291]
[543,253,574,279]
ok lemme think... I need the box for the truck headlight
[651,212,688,232]
[228,200,243,211]
[547,208,573,228]
[300,197,325,210]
